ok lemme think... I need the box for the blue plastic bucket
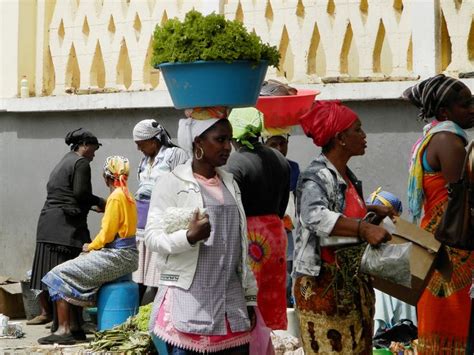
[151,333,169,355]
[158,60,268,109]
[97,280,139,331]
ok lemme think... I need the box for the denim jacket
[293,154,363,278]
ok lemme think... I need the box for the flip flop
[26,315,52,325]
[38,333,76,345]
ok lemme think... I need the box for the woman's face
[135,138,160,157]
[265,135,288,157]
[443,88,474,129]
[196,119,233,167]
[340,119,367,156]
[79,143,100,161]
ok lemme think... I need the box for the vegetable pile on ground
[152,10,280,68]
[88,304,155,354]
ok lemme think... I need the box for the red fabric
[416,172,474,353]
[321,182,367,263]
[247,215,287,330]
[299,100,358,147]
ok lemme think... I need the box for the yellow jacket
[88,187,137,251]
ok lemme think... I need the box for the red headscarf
[299,100,359,147]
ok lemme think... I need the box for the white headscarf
[133,119,171,143]
[177,118,220,154]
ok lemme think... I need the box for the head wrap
[261,126,291,141]
[228,107,263,149]
[299,101,358,147]
[133,119,174,146]
[177,107,228,154]
[65,128,101,150]
[103,156,133,203]
[366,187,403,215]
[403,74,468,121]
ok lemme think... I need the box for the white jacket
[144,161,258,305]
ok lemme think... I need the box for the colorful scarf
[104,155,133,203]
[407,120,467,222]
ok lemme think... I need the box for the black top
[226,143,290,218]
[36,151,103,248]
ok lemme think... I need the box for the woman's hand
[367,204,396,220]
[82,243,90,252]
[186,209,211,244]
[359,221,392,246]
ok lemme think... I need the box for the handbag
[434,140,474,250]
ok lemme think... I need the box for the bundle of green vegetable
[151,10,280,68]
[88,304,155,354]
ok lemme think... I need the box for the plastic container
[97,278,139,331]
[158,60,268,109]
[20,280,41,320]
[256,89,319,128]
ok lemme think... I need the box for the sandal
[71,329,87,341]
[26,315,52,325]
[38,333,76,345]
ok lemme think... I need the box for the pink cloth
[153,289,251,353]
[300,100,358,147]
[193,173,224,204]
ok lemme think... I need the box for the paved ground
[0,320,302,354]
[0,320,94,354]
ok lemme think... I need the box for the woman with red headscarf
[293,101,393,354]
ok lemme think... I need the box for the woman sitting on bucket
[39,156,139,345]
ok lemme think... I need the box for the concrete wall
[3,100,471,279]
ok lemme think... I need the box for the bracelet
[357,219,364,241]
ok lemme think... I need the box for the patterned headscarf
[403,74,468,121]
[103,156,133,203]
[228,107,263,149]
[299,101,358,147]
[133,119,174,147]
[177,107,229,154]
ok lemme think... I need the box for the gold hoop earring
[194,146,204,160]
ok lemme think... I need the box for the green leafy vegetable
[152,10,280,68]
[88,304,155,354]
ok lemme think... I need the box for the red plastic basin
[256,89,320,128]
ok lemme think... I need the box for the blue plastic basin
[158,60,268,109]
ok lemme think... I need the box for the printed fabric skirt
[294,245,375,355]
[247,215,287,330]
[30,242,82,291]
[42,247,138,307]
[132,229,161,287]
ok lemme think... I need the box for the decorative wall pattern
[39,0,474,96]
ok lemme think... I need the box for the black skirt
[30,242,82,291]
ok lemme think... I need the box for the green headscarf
[228,107,263,149]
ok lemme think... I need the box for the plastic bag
[373,319,418,349]
[250,308,275,355]
[360,242,412,288]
